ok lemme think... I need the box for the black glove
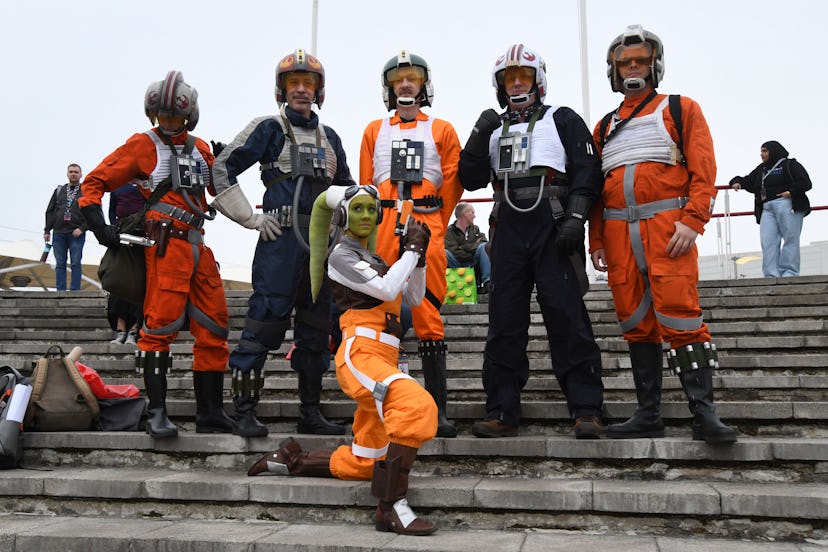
[554,194,591,257]
[211,140,226,158]
[402,220,431,266]
[555,217,585,256]
[80,204,121,248]
[463,109,502,157]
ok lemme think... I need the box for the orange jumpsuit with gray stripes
[589,93,716,348]
[79,128,229,372]
[360,112,463,340]
[326,235,437,480]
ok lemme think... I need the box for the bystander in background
[445,202,491,294]
[106,183,145,345]
[730,141,812,277]
[43,164,87,291]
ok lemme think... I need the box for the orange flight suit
[589,94,716,347]
[330,294,437,481]
[79,129,229,372]
[360,113,463,340]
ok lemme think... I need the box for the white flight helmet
[606,24,665,92]
[144,70,199,131]
[382,50,434,111]
[492,44,548,108]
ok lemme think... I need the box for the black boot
[294,349,345,435]
[139,351,178,439]
[232,369,268,437]
[608,342,665,439]
[419,340,457,438]
[670,342,737,445]
[193,371,236,434]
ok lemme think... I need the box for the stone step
[53,374,828,393]
[22,433,828,473]
[152,398,828,425]
[0,514,818,551]
[1,466,826,542]
[4,332,828,356]
[4,295,826,322]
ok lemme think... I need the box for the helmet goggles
[497,66,536,87]
[282,71,320,92]
[613,43,653,68]
[385,66,425,87]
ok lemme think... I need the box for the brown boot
[371,443,436,536]
[247,437,333,477]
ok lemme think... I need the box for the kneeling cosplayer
[248,184,439,536]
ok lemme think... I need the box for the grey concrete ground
[0,515,825,552]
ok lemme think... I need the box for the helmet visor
[613,43,653,67]
[282,72,320,92]
[385,66,425,87]
[496,66,535,87]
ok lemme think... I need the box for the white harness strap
[343,327,413,459]
[372,117,443,187]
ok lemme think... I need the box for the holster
[143,218,173,258]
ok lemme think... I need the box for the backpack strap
[24,354,52,426]
[61,356,100,420]
[668,94,684,162]
[599,111,614,149]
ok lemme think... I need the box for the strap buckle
[372,381,389,402]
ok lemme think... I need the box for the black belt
[263,206,311,229]
[168,227,204,244]
[149,202,204,229]
[380,196,443,209]
[493,185,569,203]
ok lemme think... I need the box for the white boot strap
[393,498,417,528]
[266,460,289,476]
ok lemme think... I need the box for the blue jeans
[759,197,804,277]
[52,231,86,291]
[446,243,491,284]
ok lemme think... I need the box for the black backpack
[0,366,32,469]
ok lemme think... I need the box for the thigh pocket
[649,258,695,310]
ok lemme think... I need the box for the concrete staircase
[0,276,826,551]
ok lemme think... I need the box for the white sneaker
[110,331,127,345]
[125,330,138,345]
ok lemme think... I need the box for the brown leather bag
[25,346,100,431]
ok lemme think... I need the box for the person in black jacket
[43,164,87,291]
[730,141,812,277]
[458,44,605,439]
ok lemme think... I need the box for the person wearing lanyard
[730,141,812,277]
[43,164,87,291]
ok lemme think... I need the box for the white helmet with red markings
[144,70,199,131]
[492,44,547,108]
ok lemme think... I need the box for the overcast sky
[1,0,824,281]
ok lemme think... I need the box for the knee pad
[245,317,290,350]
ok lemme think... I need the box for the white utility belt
[343,326,401,349]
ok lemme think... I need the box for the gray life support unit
[492,109,569,215]
[391,139,425,184]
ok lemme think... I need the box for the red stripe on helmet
[161,71,181,111]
